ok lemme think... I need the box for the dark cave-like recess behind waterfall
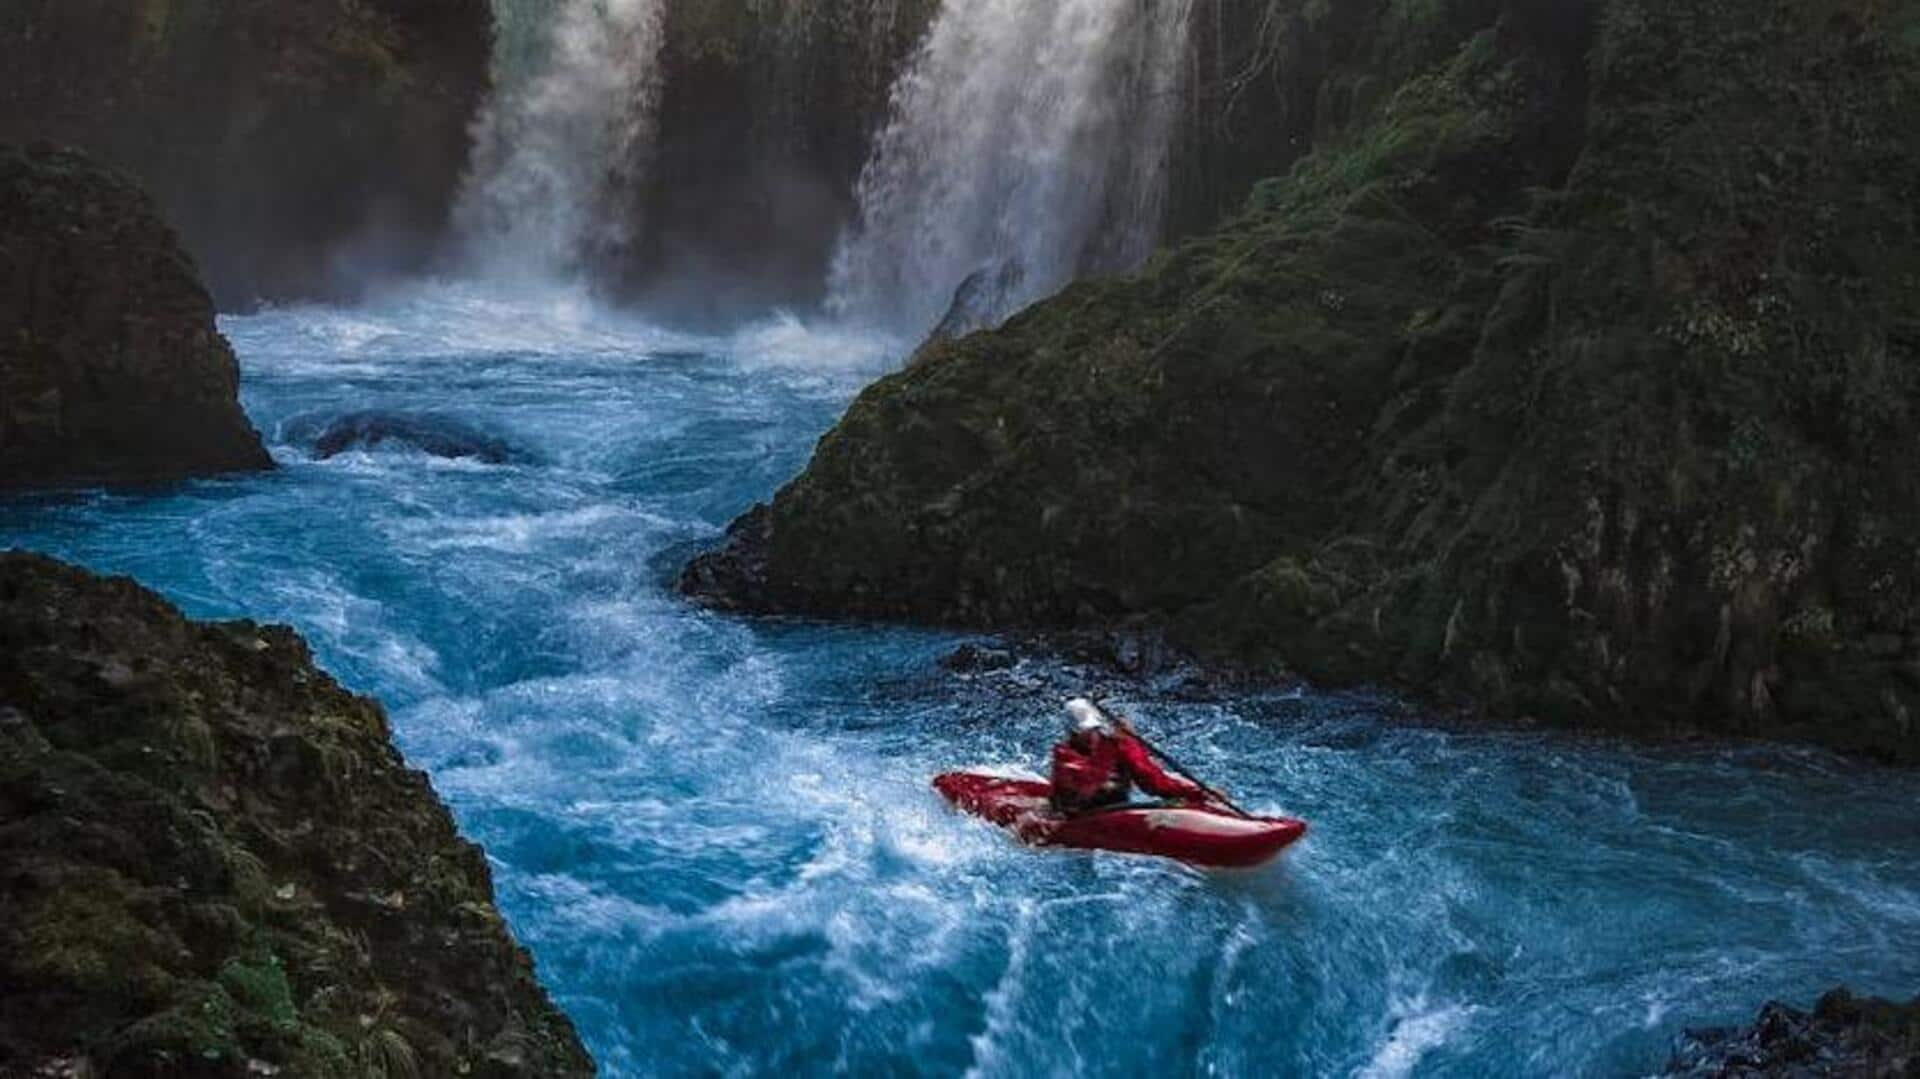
[0,0,1351,315]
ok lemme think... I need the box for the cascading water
[828,0,1195,337]
[11,7,1920,1077]
[454,0,668,283]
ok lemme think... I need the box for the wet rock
[678,503,776,612]
[940,642,1019,674]
[0,552,592,1077]
[927,260,1027,343]
[0,144,272,489]
[1106,628,1178,679]
[1668,988,1920,1077]
[286,410,521,464]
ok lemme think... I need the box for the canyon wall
[0,0,493,306]
[685,0,1920,763]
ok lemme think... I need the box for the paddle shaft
[1108,715,1255,820]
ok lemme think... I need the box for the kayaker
[1050,698,1209,813]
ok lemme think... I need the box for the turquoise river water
[3,286,1917,1077]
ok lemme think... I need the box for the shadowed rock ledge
[1667,988,1920,1077]
[1,143,271,490]
[683,0,1920,764]
[0,551,592,1077]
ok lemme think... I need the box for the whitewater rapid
[3,290,1916,1076]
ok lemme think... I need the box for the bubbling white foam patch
[1357,999,1478,1079]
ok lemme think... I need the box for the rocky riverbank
[0,552,591,1076]
[683,0,1920,764]
[1,143,270,489]
[1668,988,1920,1077]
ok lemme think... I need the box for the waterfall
[455,0,668,283]
[827,0,1195,337]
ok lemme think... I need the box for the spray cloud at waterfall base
[445,0,1193,338]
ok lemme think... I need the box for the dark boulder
[285,410,521,464]
[678,502,777,612]
[0,143,271,489]
[0,551,592,1077]
[1669,989,1920,1077]
[939,642,1019,674]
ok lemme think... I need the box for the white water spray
[455,0,668,283]
[827,0,1195,337]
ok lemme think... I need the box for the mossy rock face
[0,552,593,1077]
[687,0,1920,763]
[0,0,492,304]
[0,143,273,489]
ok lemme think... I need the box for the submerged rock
[683,0,1920,763]
[0,552,592,1077]
[939,642,1018,674]
[285,410,522,464]
[0,144,272,489]
[1668,989,1920,1077]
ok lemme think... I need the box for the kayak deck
[933,771,1306,869]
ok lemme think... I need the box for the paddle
[1098,705,1257,820]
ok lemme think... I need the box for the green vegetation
[696,0,1920,762]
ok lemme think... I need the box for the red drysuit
[1050,730,1206,811]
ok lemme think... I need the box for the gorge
[3,0,1919,1075]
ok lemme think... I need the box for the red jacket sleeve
[1116,734,1205,801]
[1051,742,1108,802]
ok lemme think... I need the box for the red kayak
[933,771,1307,869]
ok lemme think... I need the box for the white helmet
[1065,697,1110,736]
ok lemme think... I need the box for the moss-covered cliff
[685,0,1920,763]
[1,143,271,489]
[0,552,592,1076]
[0,0,492,305]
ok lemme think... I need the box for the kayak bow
[933,771,1306,869]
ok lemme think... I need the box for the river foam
[3,290,1916,1075]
